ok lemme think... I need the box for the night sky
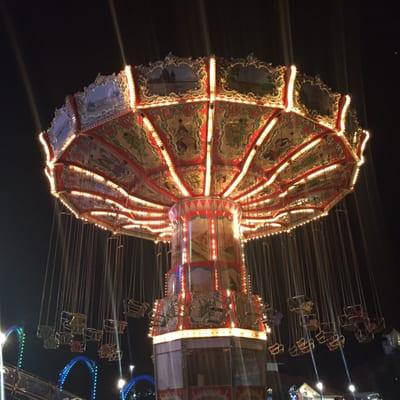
[0,0,399,399]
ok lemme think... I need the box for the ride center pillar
[151,197,267,400]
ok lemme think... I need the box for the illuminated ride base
[39,55,368,400]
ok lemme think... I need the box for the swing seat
[366,317,385,334]
[70,340,86,353]
[126,299,150,318]
[268,343,284,356]
[296,338,315,353]
[43,335,60,349]
[344,304,365,323]
[58,331,73,345]
[326,334,345,351]
[288,345,300,357]
[84,328,103,342]
[37,325,55,340]
[339,314,357,331]
[70,313,87,335]
[98,343,117,359]
[301,314,320,331]
[103,319,128,334]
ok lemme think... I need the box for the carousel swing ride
[37,55,382,400]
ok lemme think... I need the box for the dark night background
[0,0,399,399]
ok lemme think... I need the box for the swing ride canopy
[40,55,368,241]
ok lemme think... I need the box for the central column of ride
[151,198,267,400]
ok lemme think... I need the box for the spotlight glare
[129,365,135,372]
[117,378,126,389]
[348,383,356,393]
[316,381,324,391]
[0,332,7,346]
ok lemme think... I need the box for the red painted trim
[141,110,194,197]
[219,110,282,197]
[68,95,81,132]
[82,131,178,202]
[58,160,171,208]
[232,130,331,201]
[62,188,169,217]
[42,131,55,161]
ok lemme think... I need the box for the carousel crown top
[39,55,368,242]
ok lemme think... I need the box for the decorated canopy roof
[40,55,368,241]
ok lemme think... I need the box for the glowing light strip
[90,211,124,217]
[223,117,278,198]
[238,136,324,203]
[71,190,103,201]
[350,166,360,188]
[152,327,267,344]
[244,197,273,208]
[237,171,277,202]
[45,168,57,195]
[131,209,164,217]
[123,224,171,233]
[142,116,190,197]
[216,96,263,106]
[39,132,52,165]
[240,241,247,293]
[158,231,172,238]
[358,130,370,165]
[339,95,351,133]
[285,65,297,112]
[242,222,282,230]
[242,160,341,208]
[210,218,217,261]
[204,56,216,196]
[334,95,362,162]
[59,134,76,156]
[243,214,286,224]
[289,208,315,214]
[209,56,216,102]
[68,165,165,209]
[58,195,79,218]
[245,210,291,224]
[182,219,188,264]
[137,97,208,109]
[69,190,165,217]
[90,210,168,226]
[306,163,339,180]
[291,138,322,161]
[124,65,136,110]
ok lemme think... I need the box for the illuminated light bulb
[117,379,126,389]
[129,365,135,373]
[348,384,356,393]
[316,382,323,391]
